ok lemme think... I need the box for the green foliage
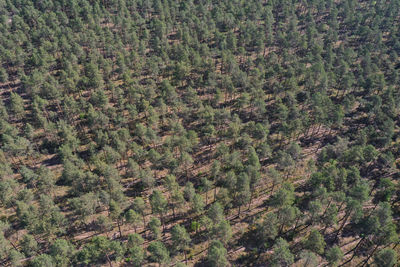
[299,250,318,267]
[127,233,144,248]
[270,183,295,208]
[127,245,145,267]
[147,241,170,265]
[49,239,76,267]
[270,238,294,267]
[325,246,343,267]
[207,240,229,267]
[9,92,24,119]
[125,209,141,231]
[374,248,397,267]
[20,234,38,257]
[258,212,279,244]
[9,249,24,267]
[0,1,400,266]
[148,217,162,240]
[0,232,10,260]
[70,193,99,223]
[184,182,196,202]
[78,236,124,265]
[29,254,55,267]
[191,193,205,215]
[0,68,8,83]
[211,219,232,245]
[150,190,168,216]
[304,229,326,255]
[171,224,191,253]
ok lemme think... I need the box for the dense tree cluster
[0,0,400,266]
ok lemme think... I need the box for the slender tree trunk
[335,89,340,99]
[340,88,346,99]
[322,224,329,235]
[248,192,253,210]
[279,223,285,235]
[315,124,322,136]
[335,212,350,242]
[9,240,18,251]
[279,133,283,148]
[270,177,277,192]
[365,159,376,179]
[161,214,165,232]
[340,237,365,266]
[321,199,332,219]
[293,216,301,232]
[304,124,312,138]
[337,200,345,214]
[361,244,379,267]
[184,250,188,264]
[117,219,122,238]
[106,253,113,267]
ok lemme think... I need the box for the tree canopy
[0,0,400,266]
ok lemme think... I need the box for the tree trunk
[279,223,285,235]
[117,219,122,238]
[335,212,350,243]
[321,199,332,219]
[184,250,188,264]
[106,253,113,267]
[340,237,365,266]
[142,214,146,227]
[161,214,165,232]
[361,244,379,267]
[248,192,253,210]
